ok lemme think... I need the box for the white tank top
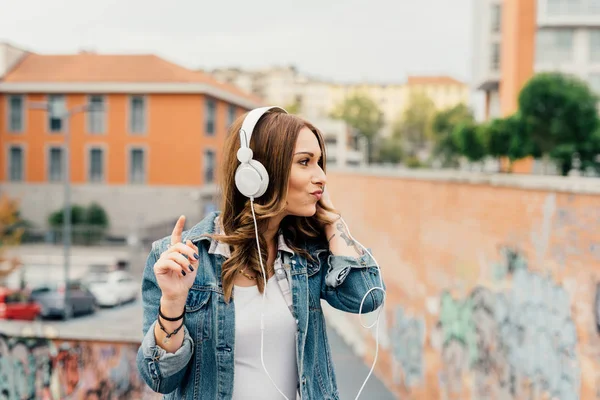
[232,276,298,399]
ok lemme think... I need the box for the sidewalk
[327,326,396,399]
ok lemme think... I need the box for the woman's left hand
[316,187,340,226]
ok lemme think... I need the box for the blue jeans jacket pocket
[185,287,212,342]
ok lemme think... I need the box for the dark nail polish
[189,265,194,272]
[181,270,187,276]
[194,253,199,260]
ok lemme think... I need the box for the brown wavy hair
[208,109,336,302]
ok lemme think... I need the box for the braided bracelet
[157,314,185,345]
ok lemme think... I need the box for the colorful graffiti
[0,334,159,400]
[389,306,425,387]
[493,245,528,281]
[437,267,580,400]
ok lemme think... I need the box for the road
[1,299,395,399]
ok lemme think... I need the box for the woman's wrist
[160,296,187,318]
[323,212,342,226]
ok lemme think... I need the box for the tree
[0,194,24,282]
[431,103,474,167]
[86,202,108,228]
[394,92,436,160]
[49,205,86,226]
[284,100,302,115]
[331,92,384,164]
[48,203,110,245]
[452,122,486,164]
[578,127,600,174]
[480,113,539,172]
[377,135,404,164]
[518,72,599,175]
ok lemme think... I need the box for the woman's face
[285,127,327,217]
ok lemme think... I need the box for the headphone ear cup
[249,159,269,198]
[235,160,269,198]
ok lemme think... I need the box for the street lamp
[30,99,102,303]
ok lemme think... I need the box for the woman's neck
[264,213,285,244]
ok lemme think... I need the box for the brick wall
[325,168,600,400]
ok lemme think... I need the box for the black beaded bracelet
[159,305,185,321]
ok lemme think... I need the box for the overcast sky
[0,0,474,84]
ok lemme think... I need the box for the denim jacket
[136,211,385,399]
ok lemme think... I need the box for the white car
[85,270,138,307]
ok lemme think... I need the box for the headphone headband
[238,106,287,160]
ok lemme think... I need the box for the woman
[136,107,385,399]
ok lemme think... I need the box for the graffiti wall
[0,334,160,400]
[327,171,600,399]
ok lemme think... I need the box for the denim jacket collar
[207,215,295,259]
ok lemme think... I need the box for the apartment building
[0,43,262,238]
[472,0,600,173]
[211,66,469,165]
[473,0,600,118]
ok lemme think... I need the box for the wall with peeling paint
[325,170,600,400]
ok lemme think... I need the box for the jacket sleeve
[136,242,195,394]
[320,248,386,314]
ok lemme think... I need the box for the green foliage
[452,123,486,163]
[431,103,474,167]
[331,92,384,164]
[48,203,110,245]
[518,72,599,174]
[284,100,301,115]
[86,202,108,228]
[394,92,436,158]
[48,205,86,226]
[378,136,404,164]
[481,113,539,162]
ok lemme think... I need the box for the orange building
[0,43,263,237]
[472,0,600,173]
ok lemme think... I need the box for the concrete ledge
[328,166,600,194]
[0,319,142,343]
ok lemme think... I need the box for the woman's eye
[299,159,309,166]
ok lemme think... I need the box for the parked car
[83,270,138,307]
[30,280,97,320]
[0,288,42,321]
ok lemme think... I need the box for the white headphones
[235,106,288,199]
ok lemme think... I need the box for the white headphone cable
[336,216,386,400]
[250,197,291,400]
[250,198,385,400]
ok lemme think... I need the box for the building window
[588,74,600,95]
[89,148,104,183]
[491,42,501,71]
[227,104,236,127]
[206,98,216,136]
[491,4,502,33]
[590,30,600,63]
[8,146,24,182]
[536,28,574,63]
[547,0,584,15]
[204,149,215,183]
[547,0,561,14]
[129,148,146,184]
[8,95,24,132]
[129,96,146,134]
[48,95,65,132]
[48,146,64,182]
[88,95,105,134]
[566,0,582,14]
